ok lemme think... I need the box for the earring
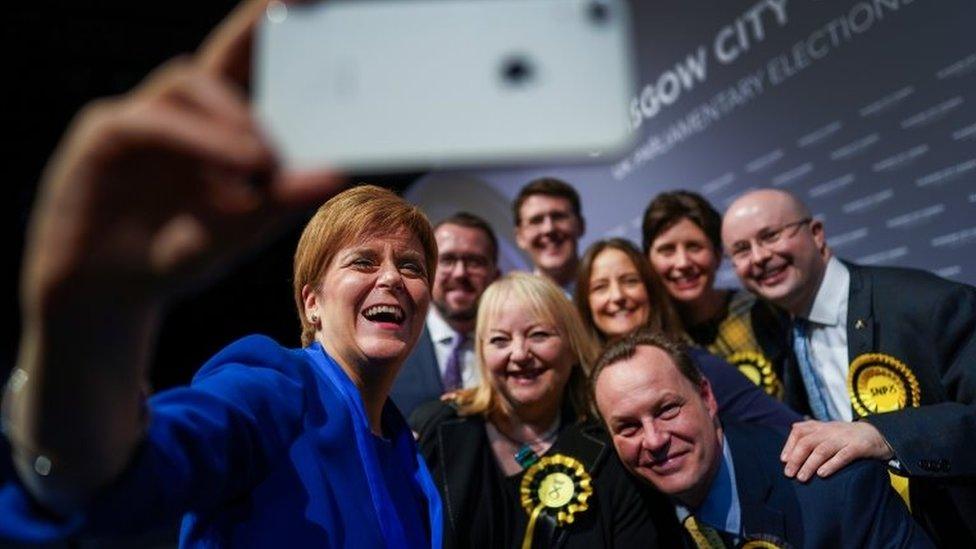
[310,314,319,325]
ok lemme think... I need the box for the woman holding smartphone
[1,2,441,546]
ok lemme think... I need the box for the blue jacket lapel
[725,424,787,541]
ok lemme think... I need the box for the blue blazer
[391,326,445,418]
[691,348,800,433]
[721,422,932,548]
[1,336,443,548]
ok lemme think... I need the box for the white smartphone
[253,0,636,172]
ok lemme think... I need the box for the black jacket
[411,402,681,548]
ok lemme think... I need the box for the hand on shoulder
[780,419,894,482]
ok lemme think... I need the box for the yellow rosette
[847,352,921,510]
[740,536,787,549]
[519,454,593,549]
[847,353,920,417]
[726,351,782,398]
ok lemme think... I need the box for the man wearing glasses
[391,212,500,417]
[721,188,976,546]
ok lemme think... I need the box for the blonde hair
[454,272,598,420]
[293,185,437,346]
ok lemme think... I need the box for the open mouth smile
[507,367,547,383]
[755,264,787,285]
[645,449,689,473]
[362,304,406,325]
[669,274,703,290]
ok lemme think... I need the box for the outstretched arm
[3,0,342,513]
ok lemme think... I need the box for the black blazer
[410,402,682,548]
[780,262,976,545]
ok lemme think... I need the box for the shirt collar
[675,433,741,535]
[806,256,850,327]
[426,307,466,345]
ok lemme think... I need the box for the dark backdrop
[3,1,417,392]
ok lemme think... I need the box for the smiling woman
[412,272,683,548]
[3,186,444,547]
[642,191,792,398]
[574,238,800,433]
[2,0,449,544]
[574,238,683,344]
[295,186,437,421]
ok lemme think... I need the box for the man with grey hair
[721,188,976,545]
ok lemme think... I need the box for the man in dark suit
[592,330,932,548]
[722,188,976,545]
[391,212,499,417]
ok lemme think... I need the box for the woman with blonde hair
[413,272,680,548]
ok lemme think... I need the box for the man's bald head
[725,189,811,225]
[721,189,830,316]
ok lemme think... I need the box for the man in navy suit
[722,189,976,545]
[592,330,932,548]
[391,212,499,417]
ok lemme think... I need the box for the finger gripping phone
[254,0,636,172]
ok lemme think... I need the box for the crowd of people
[3,1,975,547]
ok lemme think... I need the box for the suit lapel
[436,416,486,533]
[725,426,786,541]
[846,263,875,362]
[417,327,445,393]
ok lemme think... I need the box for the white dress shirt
[802,256,853,421]
[426,308,480,389]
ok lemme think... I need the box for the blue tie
[792,318,832,420]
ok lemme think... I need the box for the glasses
[438,253,491,274]
[726,218,811,264]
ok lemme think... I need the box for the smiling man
[722,188,976,545]
[391,212,500,417]
[592,330,932,548]
[513,177,586,293]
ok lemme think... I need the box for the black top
[411,402,682,548]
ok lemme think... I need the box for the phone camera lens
[587,0,610,25]
[501,55,534,86]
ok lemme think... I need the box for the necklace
[487,418,561,469]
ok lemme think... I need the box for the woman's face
[306,227,430,372]
[588,248,650,339]
[483,300,575,418]
[648,218,720,305]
